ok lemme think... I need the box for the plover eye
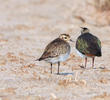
[64,37,67,39]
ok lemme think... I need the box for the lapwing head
[59,34,73,42]
[81,27,90,34]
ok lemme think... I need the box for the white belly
[76,49,94,58]
[76,49,86,58]
[45,51,70,64]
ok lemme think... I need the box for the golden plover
[76,27,102,68]
[37,34,73,74]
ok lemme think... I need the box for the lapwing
[37,34,73,74]
[76,27,102,68]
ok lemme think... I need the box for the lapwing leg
[85,57,87,68]
[50,63,52,74]
[57,62,60,75]
[92,57,95,68]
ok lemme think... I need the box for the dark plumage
[76,33,101,57]
[76,27,102,68]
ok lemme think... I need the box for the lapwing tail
[96,50,102,57]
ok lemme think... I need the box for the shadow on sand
[55,72,74,76]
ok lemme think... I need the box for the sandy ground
[0,0,110,100]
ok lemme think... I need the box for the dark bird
[76,27,102,68]
[37,34,73,74]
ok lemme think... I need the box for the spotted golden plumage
[37,34,73,74]
[76,27,102,68]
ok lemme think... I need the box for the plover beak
[70,39,74,42]
[80,27,84,29]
